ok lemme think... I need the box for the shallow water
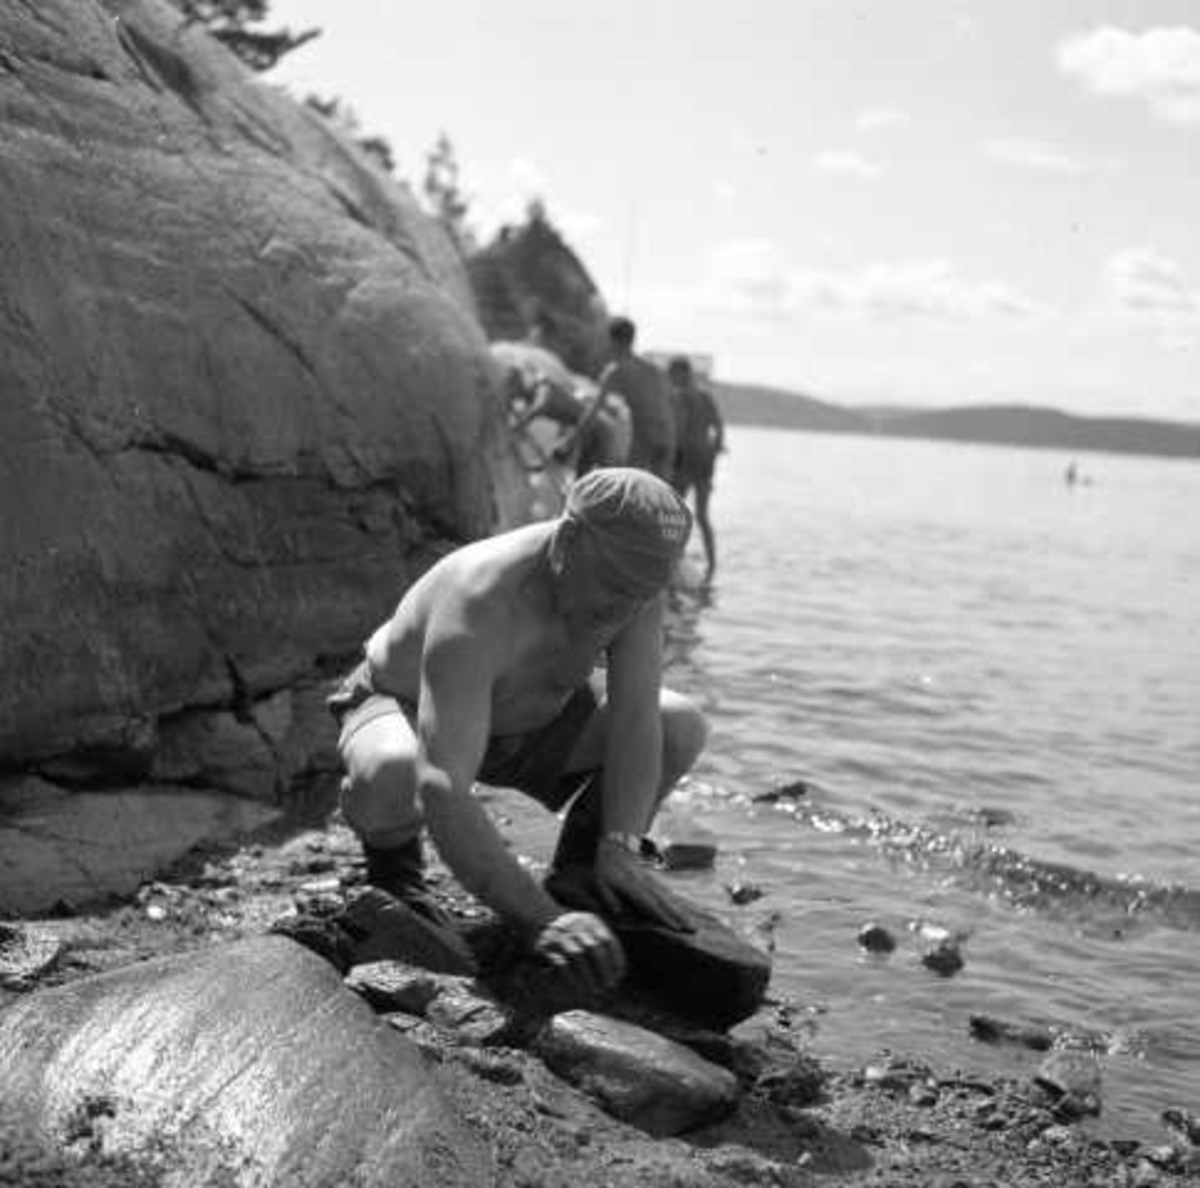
[653,427,1199,1139]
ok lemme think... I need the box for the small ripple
[775,796,1200,934]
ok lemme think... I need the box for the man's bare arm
[415,623,562,938]
[593,595,691,930]
[600,595,667,835]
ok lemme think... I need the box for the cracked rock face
[0,0,532,911]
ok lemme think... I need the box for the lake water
[650,427,1199,1139]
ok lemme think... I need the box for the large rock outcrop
[0,0,533,910]
[0,936,491,1185]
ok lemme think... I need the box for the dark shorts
[327,660,600,812]
[674,449,716,488]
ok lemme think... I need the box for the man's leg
[338,707,449,919]
[693,476,716,579]
[550,688,709,870]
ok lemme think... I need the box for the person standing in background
[568,317,676,480]
[667,356,724,582]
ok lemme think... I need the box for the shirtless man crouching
[327,467,707,996]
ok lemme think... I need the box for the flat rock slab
[546,865,771,1029]
[535,1009,739,1136]
[0,936,489,1186]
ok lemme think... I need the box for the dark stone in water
[857,923,897,954]
[725,881,765,906]
[920,941,964,977]
[969,1014,1054,1051]
[752,779,810,804]
[545,865,771,1029]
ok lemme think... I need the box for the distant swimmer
[1064,460,1094,488]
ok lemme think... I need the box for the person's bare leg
[550,689,708,869]
[694,478,716,580]
[339,714,452,923]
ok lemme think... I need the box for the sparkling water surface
[650,427,1200,1138]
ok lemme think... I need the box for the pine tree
[171,0,318,72]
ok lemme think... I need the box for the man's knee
[340,730,421,846]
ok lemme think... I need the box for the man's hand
[533,910,626,996]
[593,838,694,932]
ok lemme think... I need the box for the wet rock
[345,961,441,1014]
[969,1013,1054,1051]
[857,922,897,954]
[0,936,489,1185]
[1034,1050,1102,1119]
[921,942,965,976]
[664,1021,779,1085]
[534,1010,739,1136]
[751,780,810,804]
[425,982,516,1047]
[337,887,477,976]
[914,922,966,976]
[725,881,765,906]
[545,865,771,1028]
[1162,1106,1200,1146]
[0,922,63,990]
[649,811,718,871]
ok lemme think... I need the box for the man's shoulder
[427,526,546,610]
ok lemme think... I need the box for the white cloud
[981,137,1086,173]
[703,239,794,322]
[825,260,1052,323]
[1102,247,1200,347]
[699,241,1051,327]
[1057,25,1200,124]
[854,106,911,133]
[813,150,883,179]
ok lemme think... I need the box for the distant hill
[714,383,1200,461]
[712,380,869,433]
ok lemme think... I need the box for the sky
[267,0,1200,421]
